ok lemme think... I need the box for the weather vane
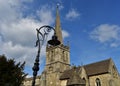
[57,2,63,9]
[57,3,60,8]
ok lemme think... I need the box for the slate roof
[60,67,86,85]
[67,70,86,85]
[84,58,111,76]
[60,67,81,80]
[60,58,111,80]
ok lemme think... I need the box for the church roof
[67,68,86,85]
[60,67,86,85]
[84,58,111,76]
[60,67,81,80]
[60,58,111,80]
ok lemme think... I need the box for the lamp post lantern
[32,25,60,86]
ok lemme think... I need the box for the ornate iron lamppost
[32,25,60,86]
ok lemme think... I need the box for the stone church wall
[60,80,67,86]
[23,77,41,86]
[89,74,110,86]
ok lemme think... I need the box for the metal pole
[32,29,40,86]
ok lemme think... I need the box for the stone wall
[60,80,67,86]
[23,76,41,86]
[88,73,120,86]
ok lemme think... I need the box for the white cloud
[110,43,118,47]
[0,0,20,23]
[57,3,64,10]
[0,41,36,65]
[0,1,70,68]
[1,18,41,46]
[37,5,54,25]
[0,0,32,23]
[66,8,80,20]
[90,24,120,47]
[0,41,46,67]
[62,30,69,38]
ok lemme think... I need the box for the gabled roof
[60,58,111,80]
[60,67,81,80]
[67,68,85,85]
[84,58,111,76]
[60,67,86,85]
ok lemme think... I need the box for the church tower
[44,6,70,86]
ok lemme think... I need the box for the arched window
[96,78,101,86]
[83,77,86,82]
[109,79,114,86]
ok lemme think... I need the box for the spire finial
[57,3,59,8]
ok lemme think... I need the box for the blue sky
[0,0,120,77]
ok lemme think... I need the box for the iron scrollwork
[32,25,54,86]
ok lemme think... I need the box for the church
[23,6,120,86]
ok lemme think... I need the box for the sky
[0,0,120,77]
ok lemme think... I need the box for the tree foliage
[0,55,27,86]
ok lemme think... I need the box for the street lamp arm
[36,25,55,46]
[38,25,55,32]
[32,25,55,86]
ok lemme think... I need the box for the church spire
[55,5,63,44]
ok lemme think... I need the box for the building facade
[23,6,120,86]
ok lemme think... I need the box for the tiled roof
[84,58,111,76]
[60,58,111,80]
[60,67,86,85]
[60,67,81,80]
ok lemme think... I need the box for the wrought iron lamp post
[32,25,60,86]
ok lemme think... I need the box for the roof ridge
[84,58,111,67]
